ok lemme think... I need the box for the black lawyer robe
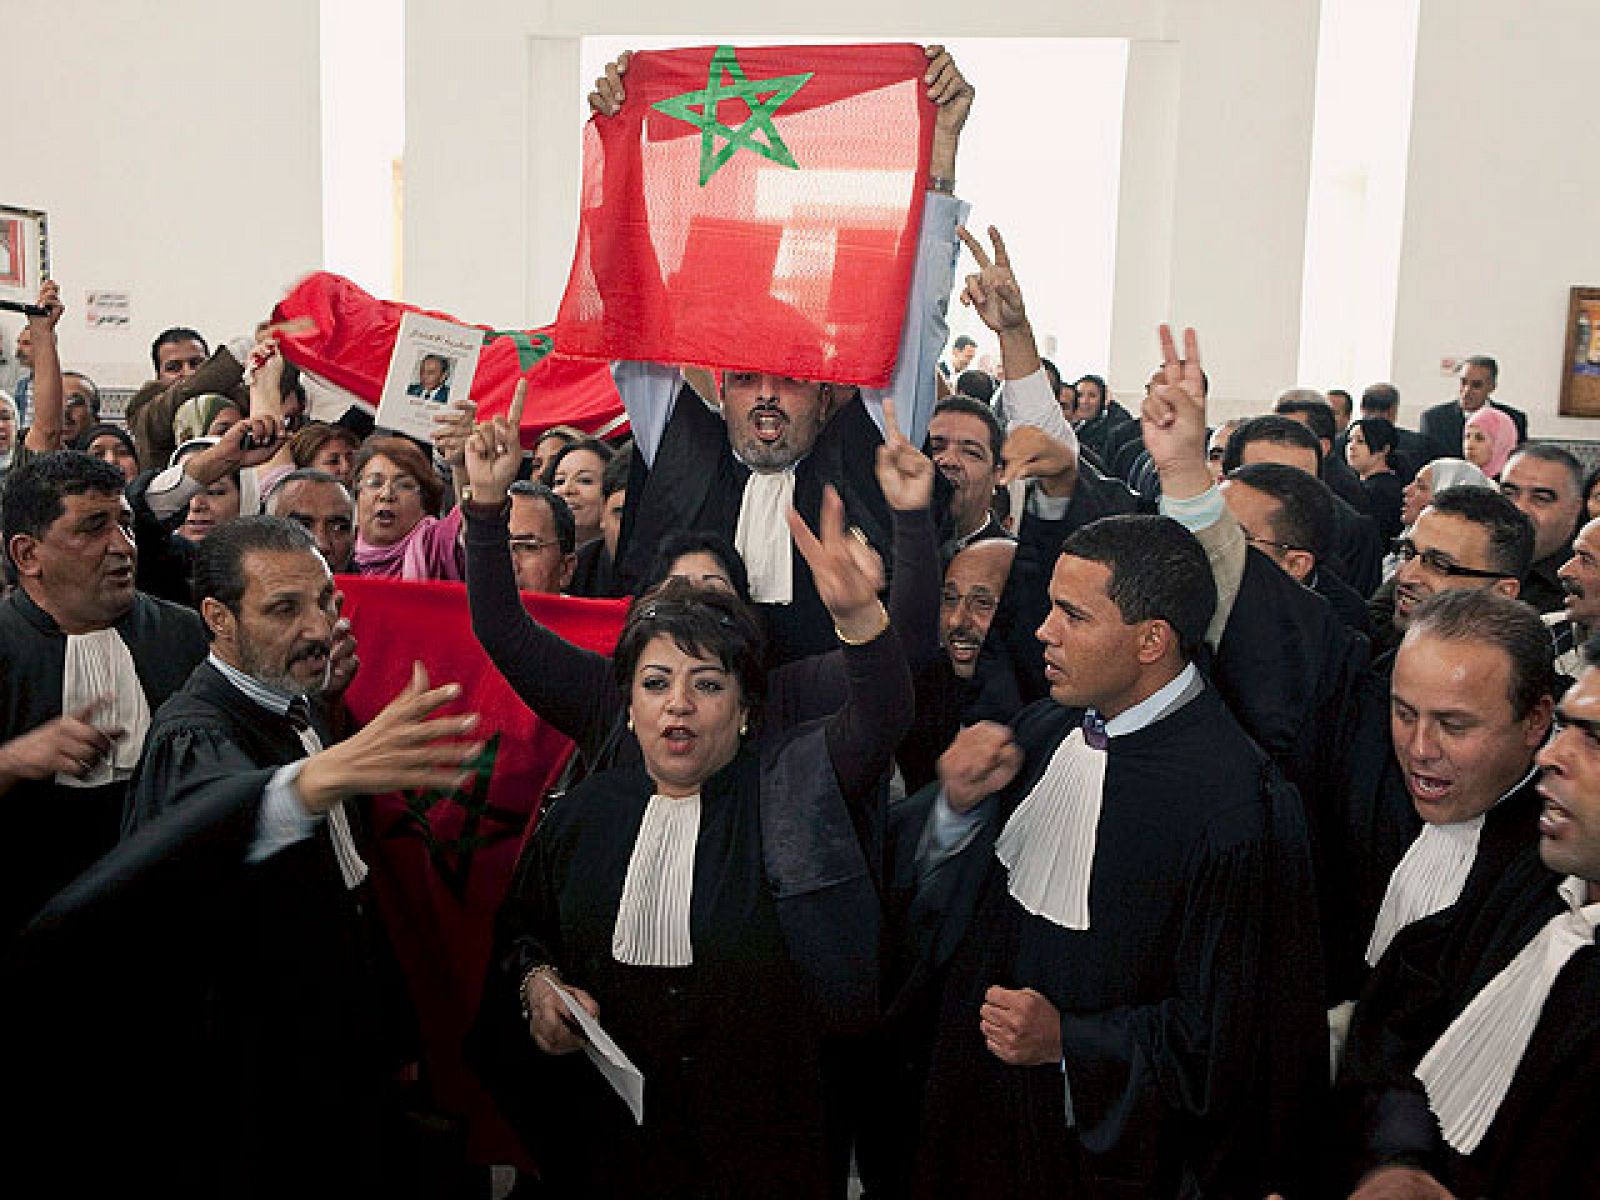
[910,686,1325,1199]
[0,587,206,936]
[1337,849,1600,1197]
[121,662,416,1200]
[614,380,898,665]
[1330,650,1541,1002]
[469,628,912,1197]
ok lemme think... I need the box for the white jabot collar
[58,628,149,789]
[613,793,702,967]
[994,664,1202,930]
[735,469,797,604]
[1416,875,1600,1155]
[1367,767,1536,966]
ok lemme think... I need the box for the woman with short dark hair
[471,503,913,1194]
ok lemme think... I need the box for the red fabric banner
[336,575,628,1164]
[554,42,934,387]
[271,271,626,442]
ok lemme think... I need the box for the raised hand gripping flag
[554,43,936,387]
[272,271,626,443]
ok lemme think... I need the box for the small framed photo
[1559,285,1600,417]
[0,205,48,305]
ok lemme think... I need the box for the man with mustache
[105,515,482,1196]
[0,450,208,940]
[928,395,1008,558]
[1550,514,1600,679]
[1497,443,1587,615]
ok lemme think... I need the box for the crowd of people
[3,44,1599,1200]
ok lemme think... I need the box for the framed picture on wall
[1559,285,1600,417]
[0,205,49,307]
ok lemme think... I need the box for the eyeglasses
[940,586,998,617]
[1392,537,1507,580]
[1238,525,1308,555]
[508,535,561,556]
[355,474,422,496]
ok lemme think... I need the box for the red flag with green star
[272,270,627,443]
[554,43,935,387]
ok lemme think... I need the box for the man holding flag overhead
[566,45,974,665]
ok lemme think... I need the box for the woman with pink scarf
[351,435,465,579]
[1462,405,1518,480]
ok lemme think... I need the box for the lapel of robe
[757,722,881,1036]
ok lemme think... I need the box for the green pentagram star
[652,46,814,186]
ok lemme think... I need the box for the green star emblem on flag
[652,45,815,186]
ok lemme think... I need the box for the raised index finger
[956,226,992,272]
[881,394,906,448]
[507,378,527,431]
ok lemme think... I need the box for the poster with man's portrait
[376,311,483,442]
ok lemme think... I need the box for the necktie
[286,697,367,889]
[1081,709,1109,750]
[286,697,314,732]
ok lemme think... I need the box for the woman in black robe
[465,400,914,1197]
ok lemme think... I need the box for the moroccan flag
[272,270,626,442]
[336,576,628,1164]
[554,43,935,387]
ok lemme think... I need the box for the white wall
[402,0,1166,334]
[1391,0,1600,439]
[404,0,1323,417]
[1156,0,1322,418]
[8,0,323,389]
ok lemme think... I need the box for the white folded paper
[542,976,645,1124]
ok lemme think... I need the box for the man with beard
[106,516,483,1198]
[928,395,1008,557]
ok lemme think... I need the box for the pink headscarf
[1464,406,1517,478]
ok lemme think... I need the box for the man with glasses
[1388,486,1532,644]
[506,481,577,594]
[938,538,1013,682]
[1221,460,1369,634]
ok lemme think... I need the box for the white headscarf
[1427,457,1493,495]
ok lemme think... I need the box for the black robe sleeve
[463,501,623,766]
[124,721,279,836]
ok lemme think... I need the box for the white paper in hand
[543,975,645,1124]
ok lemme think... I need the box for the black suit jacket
[1418,399,1527,458]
